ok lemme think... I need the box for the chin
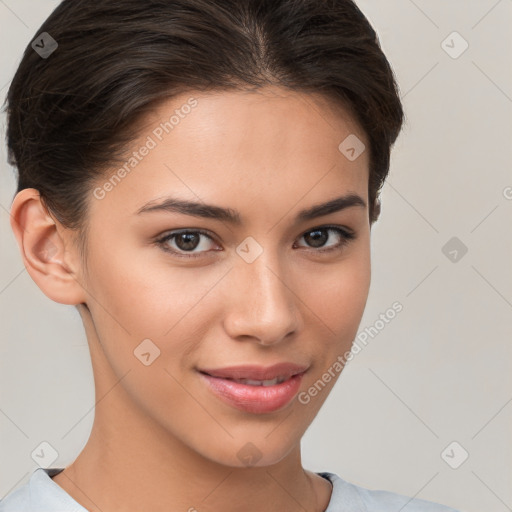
[194,432,300,469]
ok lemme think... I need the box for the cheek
[83,244,227,378]
[86,241,212,334]
[298,243,371,341]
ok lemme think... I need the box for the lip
[198,363,308,414]
[198,363,309,381]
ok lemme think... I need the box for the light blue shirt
[0,467,462,511]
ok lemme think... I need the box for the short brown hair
[3,0,404,245]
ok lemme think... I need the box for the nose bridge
[225,244,300,343]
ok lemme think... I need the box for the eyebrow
[136,193,366,225]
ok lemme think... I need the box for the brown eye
[295,226,355,252]
[156,229,218,258]
[174,232,201,251]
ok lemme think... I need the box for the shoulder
[321,472,463,512]
[0,468,85,512]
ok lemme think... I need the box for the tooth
[244,379,264,386]
[233,377,287,386]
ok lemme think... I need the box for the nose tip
[223,261,301,346]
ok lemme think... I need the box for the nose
[222,254,302,346]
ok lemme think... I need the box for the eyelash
[154,225,356,259]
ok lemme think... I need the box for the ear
[9,188,88,305]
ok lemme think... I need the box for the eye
[155,225,356,259]
[155,229,219,258]
[294,225,356,253]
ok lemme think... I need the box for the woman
[1,0,461,511]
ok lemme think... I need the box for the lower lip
[199,372,305,414]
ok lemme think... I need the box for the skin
[10,85,375,512]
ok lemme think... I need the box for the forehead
[154,86,368,160]
[89,86,370,223]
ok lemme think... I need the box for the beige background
[1,1,511,511]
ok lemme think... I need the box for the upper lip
[198,363,309,381]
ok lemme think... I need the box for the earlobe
[9,188,88,305]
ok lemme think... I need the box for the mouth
[213,376,290,386]
[198,362,308,381]
[197,363,308,414]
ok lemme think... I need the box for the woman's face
[80,86,371,467]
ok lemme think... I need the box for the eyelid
[310,224,355,237]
